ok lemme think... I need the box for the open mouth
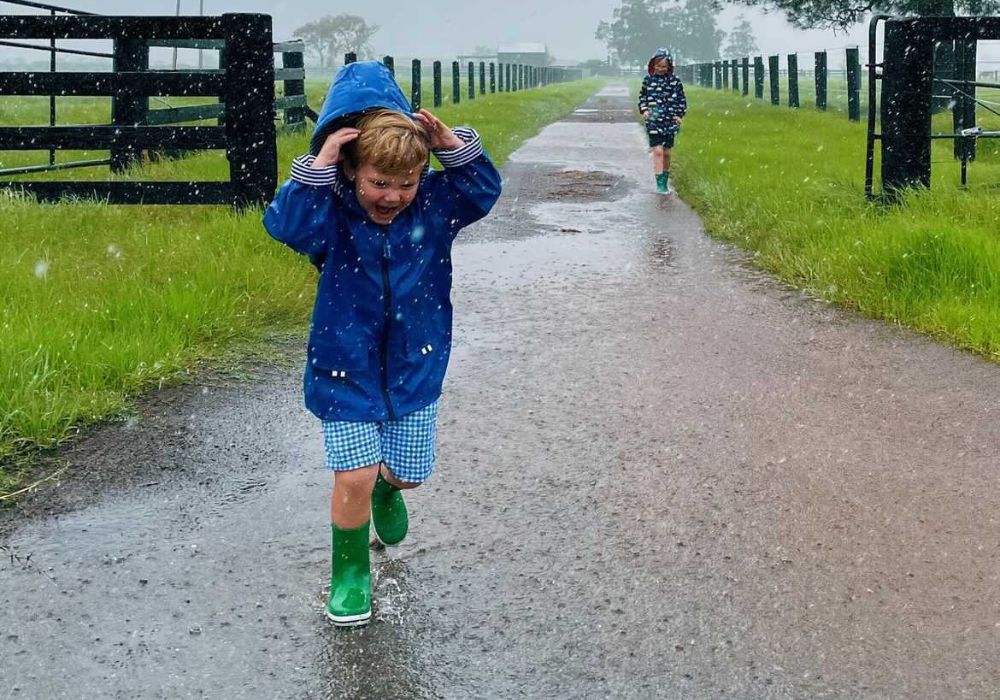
[374,205,399,219]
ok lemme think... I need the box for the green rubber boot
[655,172,668,194]
[371,471,409,545]
[326,521,371,626]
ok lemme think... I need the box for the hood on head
[647,48,674,76]
[310,60,414,156]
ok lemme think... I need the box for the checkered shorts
[321,401,439,483]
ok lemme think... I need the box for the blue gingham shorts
[321,401,439,483]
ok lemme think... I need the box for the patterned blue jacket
[638,73,687,134]
[263,62,502,422]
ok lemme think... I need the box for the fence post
[505,62,511,91]
[787,53,799,108]
[110,34,149,172]
[490,62,496,93]
[383,54,394,76]
[452,61,460,103]
[731,59,739,92]
[282,45,306,131]
[722,60,729,89]
[815,51,827,110]
[479,61,486,94]
[768,54,780,104]
[754,56,764,99]
[433,60,442,107]
[846,47,861,121]
[223,13,276,209]
[345,51,356,65]
[467,61,475,100]
[411,58,422,111]
[742,57,750,96]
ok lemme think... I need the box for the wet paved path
[4,84,1000,699]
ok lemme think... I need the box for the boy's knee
[334,464,379,490]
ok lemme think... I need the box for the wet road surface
[4,84,1000,699]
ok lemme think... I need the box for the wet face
[653,57,670,75]
[348,163,420,225]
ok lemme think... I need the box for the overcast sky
[0,0,869,64]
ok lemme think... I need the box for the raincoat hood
[310,60,413,156]
[647,48,674,76]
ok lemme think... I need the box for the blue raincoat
[263,61,502,421]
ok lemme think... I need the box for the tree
[596,0,726,65]
[672,0,726,62]
[596,0,669,65]
[293,14,380,67]
[725,15,759,57]
[732,0,1000,30]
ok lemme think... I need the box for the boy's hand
[672,116,683,125]
[313,127,360,168]
[641,110,650,119]
[414,109,464,150]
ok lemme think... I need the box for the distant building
[496,43,549,67]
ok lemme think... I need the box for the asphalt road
[3,84,1000,699]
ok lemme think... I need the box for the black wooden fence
[678,49,865,121]
[0,13,278,207]
[342,52,583,111]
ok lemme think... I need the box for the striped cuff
[433,127,484,168]
[291,154,338,186]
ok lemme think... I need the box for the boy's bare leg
[663,148,672,171]
[651,146,665,172]
[331,464,379,528]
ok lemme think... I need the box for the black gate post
[741,57,749,96]
[345,52,356,65]
[846,47,861,121]
[714,61,722,89]
[479,61,486,94]
[815,51,827,110]
[223,13,276,208]
[753,56,764,99]
[787,53,799,107]
[490,62,496,93]
[731,58,738,92]
[768,54,780,104]
[452,61,460,103]
[411,59,422,110]
[953,38,977,162]
[468,61,475,100]
[383,54,394,76]
[881,19,933,191]
[110,34,149,173]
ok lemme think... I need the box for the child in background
[638,48,687,194]
[263,61,502,626]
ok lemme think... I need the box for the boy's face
[351,163,420,225]
[653,58,670,74]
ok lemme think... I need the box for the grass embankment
[671,85,1000,363]
[0,78,604,492]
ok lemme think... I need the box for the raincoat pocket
[404,330,450,361]
[308,338,369,380]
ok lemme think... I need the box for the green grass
[671,85,1000,364]
[0,78,604,493]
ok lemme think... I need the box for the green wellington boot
[326,521,372,626]
[371,471,408,545]
[655,172,668,194]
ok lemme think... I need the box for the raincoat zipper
[379,226,397,420]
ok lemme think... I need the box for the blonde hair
[344,110,430,176]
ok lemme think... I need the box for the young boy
[263,61,502,626]
[638,48,687,194]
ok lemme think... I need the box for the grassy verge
[670,85,1000,362]
[0,78,604,492]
